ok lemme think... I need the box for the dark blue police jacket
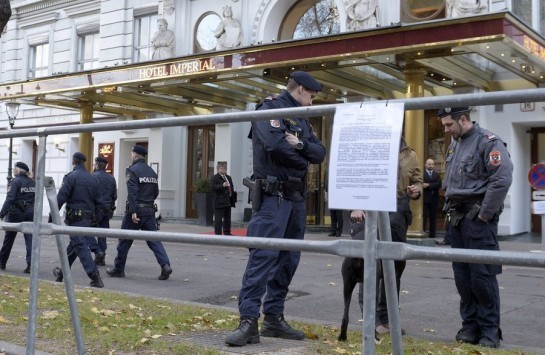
[57,164,103,220]
[0,174,35,218]
[125,158,158,215]
[92,168,117,209]
[251,90,326,181]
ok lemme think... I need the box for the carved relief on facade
[214,5,244,50]
[446,0,488,18]
[345,0,380,31]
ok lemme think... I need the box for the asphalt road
[1,220,545,353]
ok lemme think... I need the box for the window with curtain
[133,13,158,62]
[29,43,49,78]
[78,32,100,71]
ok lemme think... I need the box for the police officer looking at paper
[86,156,117,266]
[439,107,513,348]
[107,145,172,280]
[52,152,104,288]
[0,162,35,273]
[226,71,326,346]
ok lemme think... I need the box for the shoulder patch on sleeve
[489,150,502,166]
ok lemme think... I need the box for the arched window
[280,0,340,40]
[195,12,222,53]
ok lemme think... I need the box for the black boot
[158,264,172,280]
[23,264,31,274]
[261,314,304,340]
[94,251,106,266]
[52,267,63,282]
[479,328,502,348]
[0,259,6,270]
[89,270,104,288]
[225,316,259,346]
[106,267,125,278]
[455,327,480,344]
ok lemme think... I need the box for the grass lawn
[0,274,535,354]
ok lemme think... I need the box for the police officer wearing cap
[226,71,326,346]
[107,145,172,280]
[52,152,105,288]
[439,107,513,348]
[85,156,117,266]
[0,162,35,273]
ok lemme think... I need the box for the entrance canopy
[1,12,544,118]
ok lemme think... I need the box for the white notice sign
[328,102,405,212]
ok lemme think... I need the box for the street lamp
[5,101,20,184]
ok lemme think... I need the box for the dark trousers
[213,206,231,235]
[86,214,111,253]
[330,209,343,235]
[423,202,438,237]
[114,212,170,272]
[375,211,408,326]
[450,215,501,337]
[0,209,33,267]
[66,218,99,276]
[238,195,306,318]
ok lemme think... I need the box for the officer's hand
[284,132,299,146]
[478,215,488,223]
[131,213,140,224]
[407,185,421,199]
[350,210,366,223]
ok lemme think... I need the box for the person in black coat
[0,162,35,273]
[423,158,442,239]
[210,161,235,235]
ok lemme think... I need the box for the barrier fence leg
[44,176,86,355]
[26,136,47,355]
[362,211,378,354]
[378,211,403,355]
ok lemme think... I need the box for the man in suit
[211,161,235,235]
[423,158,442,239]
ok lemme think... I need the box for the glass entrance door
[186,125,215,218]
[531,128,545,233]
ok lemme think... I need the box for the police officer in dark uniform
[226,71,326,346]
[0,162,35,273]
[86,156,117,266]
[439,107,513,348]
[106,145,172,280]
[52,152,105,288]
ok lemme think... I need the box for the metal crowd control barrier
[2,87,545,355]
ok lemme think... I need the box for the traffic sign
[528,163,545,190]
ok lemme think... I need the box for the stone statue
[163,0,175,16]
[214,5,243,50]
[346,0,379,31]
[151,18,175,60]
[446,0,488,18]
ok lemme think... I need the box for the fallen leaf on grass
[0,315,11,324]
[151,334,162,339]
[41,310,59,319]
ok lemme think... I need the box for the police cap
[132,144,148,156]
[290,71,322,92]
[73,152,87,162]
[437,107,471,118]
[95,156,108,164]
[15,161,29,172]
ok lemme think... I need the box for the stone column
[404,67,426,238]
[79,100,94,171]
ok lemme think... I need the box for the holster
[446,208,464,227]
[243,177,262,212]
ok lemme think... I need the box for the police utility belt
[243,175,305,211]
[126,201,158,211]
[66,208,94,223]
[445,198,483,227]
